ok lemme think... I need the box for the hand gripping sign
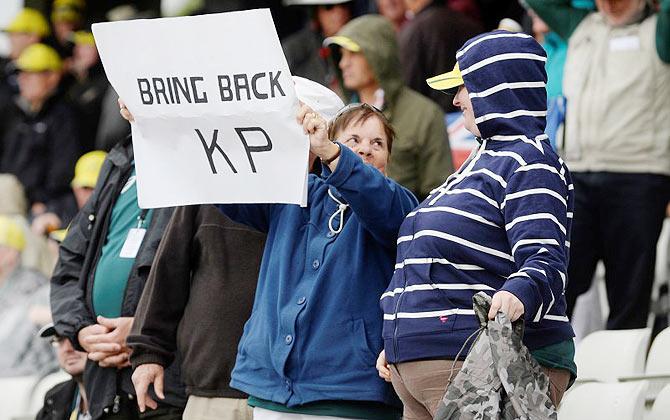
[92,9,309,208]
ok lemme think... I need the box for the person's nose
[357,142,372,156]
[61,338,75,353]
[452,94,460,108]
[339,56,347,70]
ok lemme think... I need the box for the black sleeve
[50,160,112,350]
[128,206,196,368]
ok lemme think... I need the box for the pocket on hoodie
[351,318,379,367]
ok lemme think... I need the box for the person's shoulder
[500,139,565,172]
[44,378,77,401]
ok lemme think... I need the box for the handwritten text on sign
[93,9,309,208]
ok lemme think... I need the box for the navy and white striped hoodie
[381,31,576,364]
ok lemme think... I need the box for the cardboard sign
[93,9,309,208]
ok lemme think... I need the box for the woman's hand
[376,350,392,382]
[488,291,525,321]
[296,104,339,163]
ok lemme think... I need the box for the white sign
[92,9,309,208]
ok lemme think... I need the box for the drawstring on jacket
[327,188,349,235]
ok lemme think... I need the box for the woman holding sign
[122,100,418,419]
[222,102,417,419]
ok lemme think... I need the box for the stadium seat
[620,327,670,399]
[559,381,648,420]
[646,327,670,376]
[649,384,670,420]
[574,328,651,382]
[0,376,39,420]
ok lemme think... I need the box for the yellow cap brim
[426,62,464,91]
[49,228,68,243]
[323,35,361,52]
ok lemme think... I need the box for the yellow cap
[71,151,106,188]
[426,62,464,91]
[5,8,51,37]
[52,0,85,23]
[0,216,26,252]
[16,43,63,72]
[323,35,361,52]
[72,31,95,46]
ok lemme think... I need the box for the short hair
[328,103,395,155]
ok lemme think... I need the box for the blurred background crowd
[0,0,669,419]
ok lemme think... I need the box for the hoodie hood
[456,31,548,141]
[329,15,404,103]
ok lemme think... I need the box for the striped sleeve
[499,160,569,323]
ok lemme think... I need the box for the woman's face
[336,116,390,173]
[453,85,482,138]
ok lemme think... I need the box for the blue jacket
[219,145,418,407]
[381,31,575,364]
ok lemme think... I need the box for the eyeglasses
[333,102,388,122]
[49,336,67,347]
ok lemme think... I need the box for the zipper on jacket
[392,277,407,361]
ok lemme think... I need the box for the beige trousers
[183,395,253,420]
[390,360,570,420]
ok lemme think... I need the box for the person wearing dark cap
[36,323,90,420]
[376,31,576,419]
[281,0,354,92]
[398,0,483,113]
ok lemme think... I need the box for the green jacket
[335,15,454,200]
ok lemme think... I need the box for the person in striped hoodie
[376,31,577,419]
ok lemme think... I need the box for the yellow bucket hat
[322,35,361,52]
[16,43,63,72]
[71,151,106,189]
[0,216,26,252]
[5,8,50,37]
[52,0,85,23]
[426,62,464,92]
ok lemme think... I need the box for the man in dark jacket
[50,135,186,420]
[36,323,90,420]
[0,43,80,222]
[398,0,483,113]
[128,205,265,420]
[281,0,354,92]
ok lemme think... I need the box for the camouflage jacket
[434,292,557,420]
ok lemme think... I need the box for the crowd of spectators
[0,0,669,419]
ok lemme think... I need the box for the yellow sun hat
[15,43,63,72]
[5,8,50,37]
[71,151,107,189]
